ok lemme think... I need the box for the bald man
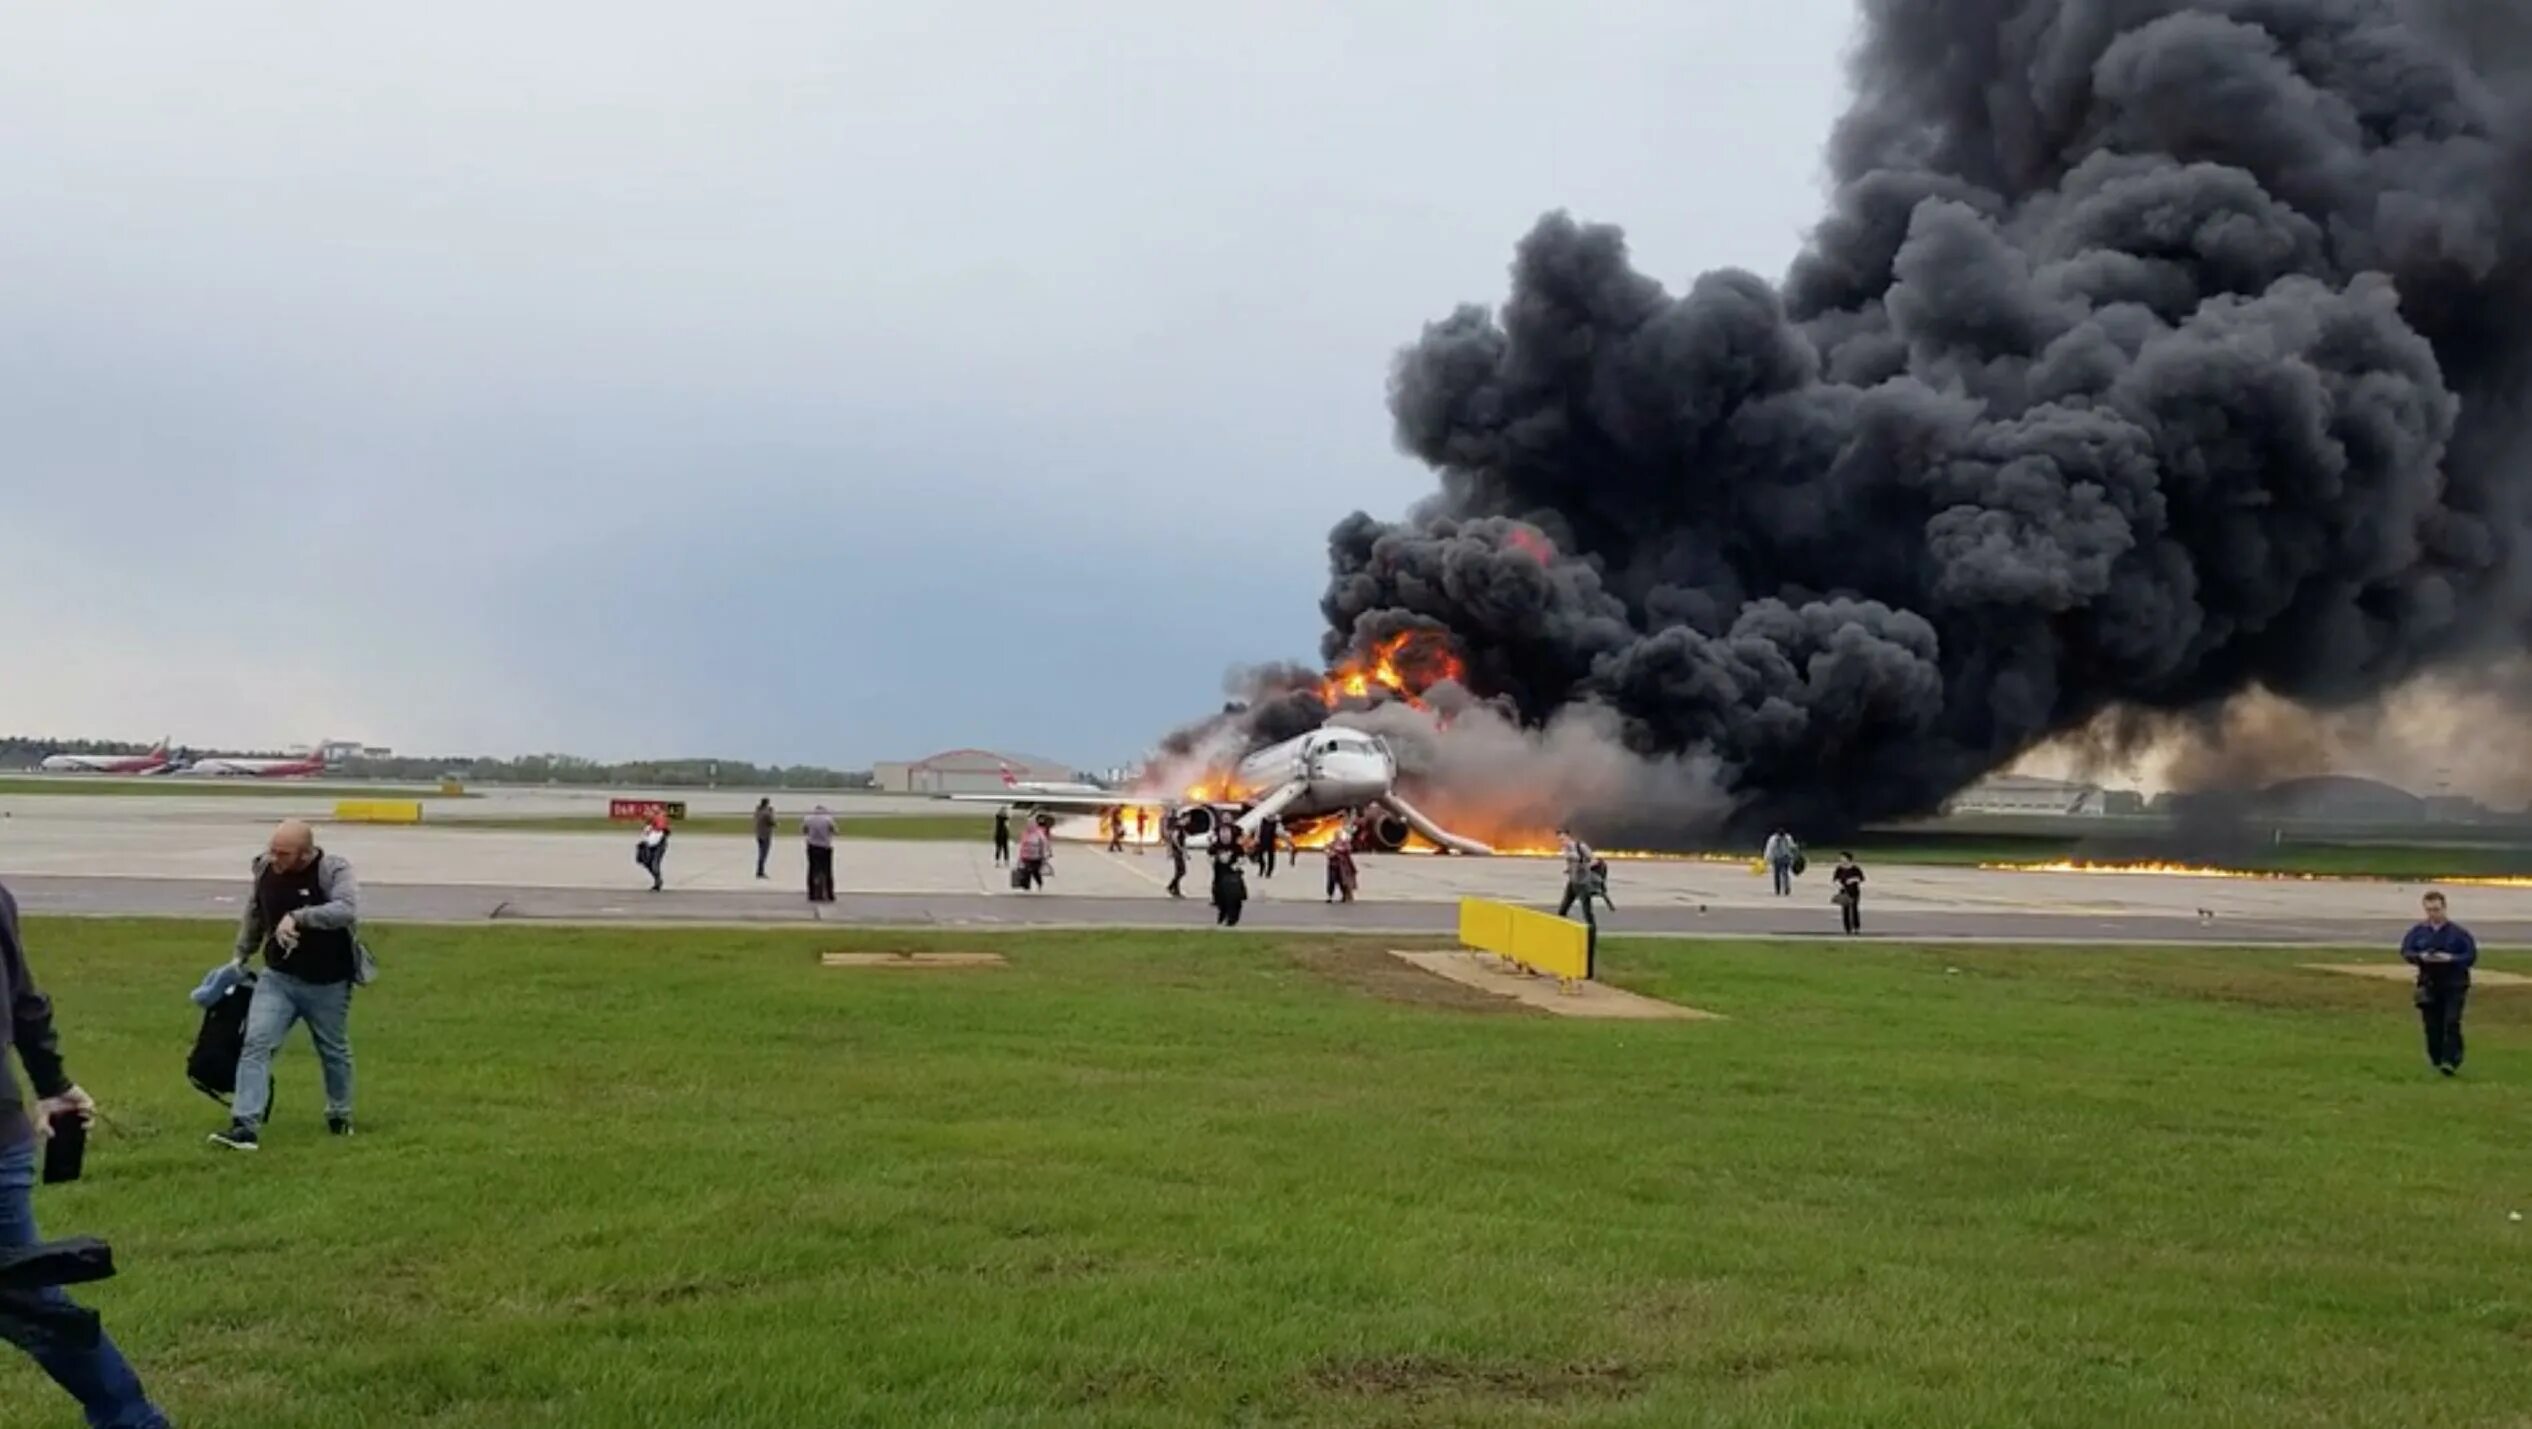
[211,821,363,1151]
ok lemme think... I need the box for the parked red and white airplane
[184,749,335,778]
[38,741,174,775]
[993,762,1110,798]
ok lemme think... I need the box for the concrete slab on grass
[1388,949,1718,1021]
[821,952,1007,969]
[2303,962,2532,987]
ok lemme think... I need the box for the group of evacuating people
[1761,829,1868,935]
[635,800,843,902]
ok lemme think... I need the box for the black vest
[257,854,355,984]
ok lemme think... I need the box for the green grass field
[10,922,2528,1427]
[438,812,994,841]
[0,777,469,800]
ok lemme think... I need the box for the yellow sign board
[335,799,423,825]
[1456,898,1591,982]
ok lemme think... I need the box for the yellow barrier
[1456,897,1591,983]
[334,799,423,825]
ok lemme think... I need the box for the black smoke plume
[1312,0,2532,837]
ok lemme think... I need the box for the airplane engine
[1357,811,1412,852]
[1175,806,1219,841]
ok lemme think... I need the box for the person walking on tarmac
[1324,819,1360,904]
[1763,828,1802,896]
[1555,826,1596,918]
[1210,829,1249,927]
[1106,809,1127,854]
[2402,890,2478,1075]
[752,798,776,880]
[1015,815,1054,890]
[1256,815,1281,879]
[1163,812,1189,899]
[1133,807,1149,853]
[1831,852,1866,935]
[636,811,671,892]
[992,808,1012,867]
[802,805,838,903]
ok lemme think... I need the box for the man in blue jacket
[2400,890,2477,1076]
[1,880,172,1427]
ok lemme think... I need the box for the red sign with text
[608,799,687,823]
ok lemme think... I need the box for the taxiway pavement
[4,786,2521,946]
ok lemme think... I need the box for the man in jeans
[2,880,173,1427]
[212,821,360,1151]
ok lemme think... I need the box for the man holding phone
[1,879,172,1427]
[2401,890,2478,1076]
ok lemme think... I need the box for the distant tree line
[1,736,874,790]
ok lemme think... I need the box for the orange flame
[1979,859,2321,881]
[1318,630,1465,712]
[1504,526,1555,562]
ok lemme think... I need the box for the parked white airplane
[185,749,334,778]
[992,762,1110,798]
[38,741,173,775]
[949,727,1492,854]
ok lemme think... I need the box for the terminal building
[870,748,1085,795]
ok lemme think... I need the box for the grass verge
[9,923,2528,1427]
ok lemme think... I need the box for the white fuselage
[1226,729,1396,822]
[185,757,326,778]
[38,750,169,774]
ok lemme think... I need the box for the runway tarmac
[4,784,2523,946]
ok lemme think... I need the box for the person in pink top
[1015,815,1053,890]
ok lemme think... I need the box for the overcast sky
[0,1,1856,768]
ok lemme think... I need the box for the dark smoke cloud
[1312,0,2532,835]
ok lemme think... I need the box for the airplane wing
[941,791,1179,810]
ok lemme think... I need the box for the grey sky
[1,1,1855,767]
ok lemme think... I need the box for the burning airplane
[946,632,1497,854]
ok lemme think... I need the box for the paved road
[10,873,2514,946]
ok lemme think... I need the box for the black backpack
[186,972,257,1104]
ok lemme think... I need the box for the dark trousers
[755,837,771,878]
[1839,896,1861,934]
[993,835,1010,866]
[1771,862,1791,896]
[1216,898,1243,926]
[641,846,665,890]
[1558,880,1586,918]
[1167,849,1187,897]
[0,1140,169,1428]
[1261,842,1277,877]
[2419,980,2469,1069]
[806,845,835,903]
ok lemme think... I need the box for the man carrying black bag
[0,879,173,1428]
[185,962,257,1106]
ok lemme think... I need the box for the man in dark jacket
[1,880,173,1427]
[212,822,361,1151]
[2401,890,2478,1076]
[751,799,775,880]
